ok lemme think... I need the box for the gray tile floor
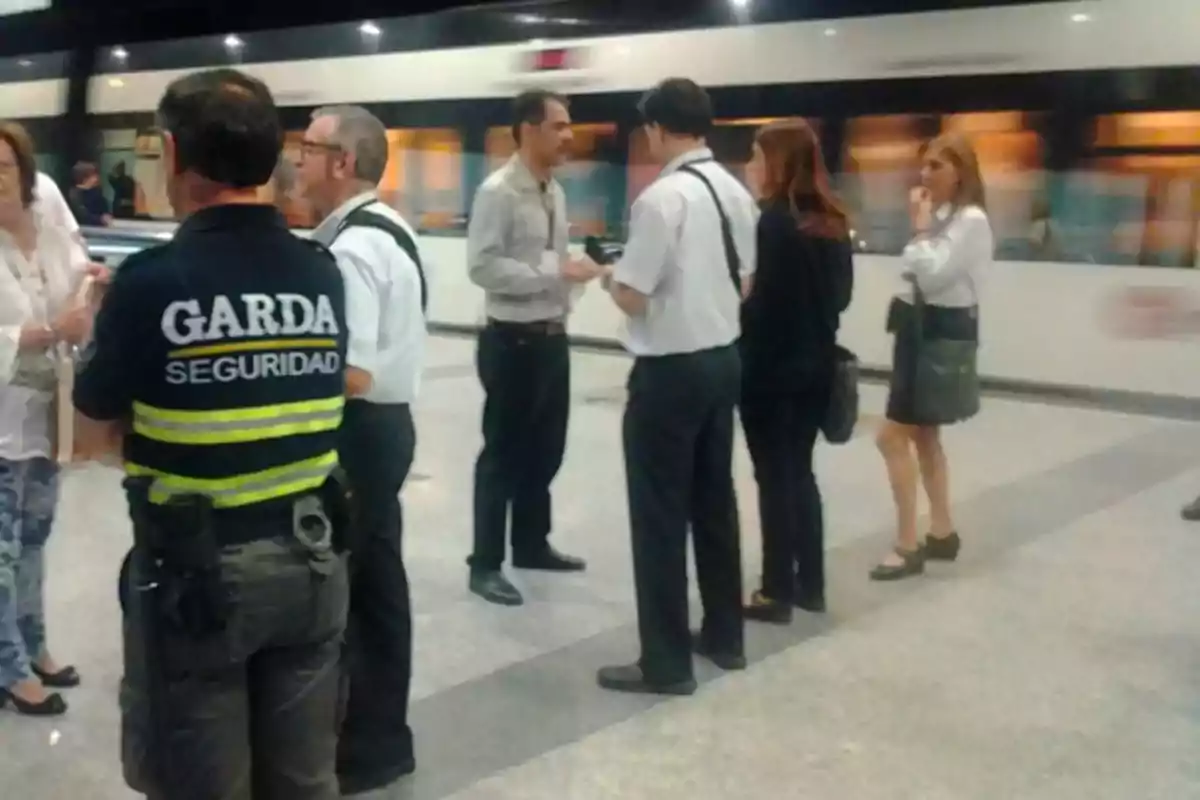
[4,335,1199,799]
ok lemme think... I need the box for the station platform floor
[4,334,1200,800]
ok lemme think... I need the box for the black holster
[322,466,358,554]
[127,480,230,640]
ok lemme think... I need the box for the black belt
[487,317,565,335]
[149,491,320,548]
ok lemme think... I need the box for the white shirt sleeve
[613,190,678,296]
[330,231,383,377]
[903,206,992,297]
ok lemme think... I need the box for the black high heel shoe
[31,664,81,689]
[2,688,68,716]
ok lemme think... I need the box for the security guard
[73,68,350,800]
[597,78,757,696]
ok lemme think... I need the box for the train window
[709,117,821,183]
[840,115,926,255]
[486,123,619,238]
[1083,113,1200,267]
[628,118,820,203]
[941,112,1045,259]
[409,129,464,232]
[1094,112,1200,149]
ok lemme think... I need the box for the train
[10,0,1200,401]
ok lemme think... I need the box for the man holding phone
[465,89,601,607]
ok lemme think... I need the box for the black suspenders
[331,200,428,313]
[677,160,743,295]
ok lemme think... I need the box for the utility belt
[121,469,355,637]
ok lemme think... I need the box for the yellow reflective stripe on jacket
[132,397,345,446]
[125,450,338,508]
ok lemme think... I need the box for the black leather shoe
[596,664,696,696]
[1182,496,1200,521]
[793,583,827,613]
[513,548,587,572]
[924,532,961,562]
[2,689,67,716]
[743,591,793,625]
[32,664,80,689]
[691,633,747,671]
[869,546,925,581]
[338,756,416,796]
[469,571,524,606]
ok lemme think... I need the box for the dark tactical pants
[120,535,349,800]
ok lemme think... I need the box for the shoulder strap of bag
[333,200,428,313]
[676,162,742,294]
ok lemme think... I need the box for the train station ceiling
[0,0,1068,59]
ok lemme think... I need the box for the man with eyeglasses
[298,104,427,795]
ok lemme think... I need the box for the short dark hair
[511,89,568,144]
[156,68,282,188]
[72,161,97,184]
[638,78,713,138]
[0,121,36,208]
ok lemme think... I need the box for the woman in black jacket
[739,119,853,623]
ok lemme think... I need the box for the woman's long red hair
[755,119,849,239]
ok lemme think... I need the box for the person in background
[0,121,92,717]
[597,78,756,695]
[67,162,111,227]
[872,133,991,581]
[108,161,136,219]
[465,89,600,607]
[739,119,853,623]
[300,104,427,795]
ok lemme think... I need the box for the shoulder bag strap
[677,162,742,294]
[333,202,428,314]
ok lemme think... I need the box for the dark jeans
[336,401,416,778]
[740,374,831,604]
[470,322,570,571]
[623,344,743,684]
[120,536,349,800]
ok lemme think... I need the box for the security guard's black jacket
[73,203,349,514]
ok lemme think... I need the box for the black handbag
[911,284,980,424]
[821,344,859,444]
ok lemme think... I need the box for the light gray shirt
[466,154,572,323]
[311,191,426,405]
[613,147,758,357]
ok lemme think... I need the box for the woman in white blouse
[0,122,93,716]
[872,133,992,581]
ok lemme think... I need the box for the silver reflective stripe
[137,409,339,435]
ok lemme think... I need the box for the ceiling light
[223,34,244,50]
[824,27,837,37]
[729,0,750,8]
[1071,12,1091,22]
[112,46,128,60]
[359,21,380,37]
[17,58,31,67]
[108,78,124,88]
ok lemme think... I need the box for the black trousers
[740,373,831,604]
[335,400,416,778]
[470,321,570,571]
[624,344,743,684]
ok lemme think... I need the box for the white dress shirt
[0,212,88,461]
[899,203,992,308]
[613,147,758,357]
[311,191,426,405]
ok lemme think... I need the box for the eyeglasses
[299,139,343,158]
